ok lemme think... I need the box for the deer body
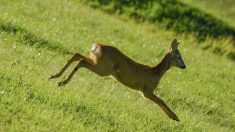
[97,44,157,90]
[49,39,186,121]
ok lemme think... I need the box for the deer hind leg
[49,53,85,79]
[142,89,179,121]
[56,57,100,87]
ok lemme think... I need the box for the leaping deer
[49,39,186,121]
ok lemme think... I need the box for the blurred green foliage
[85,0,235,42]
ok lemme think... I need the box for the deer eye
[177,56,181,59]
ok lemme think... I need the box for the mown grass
[0,21,72,55]
[0,0,234,131]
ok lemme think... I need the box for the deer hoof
[174,117,180,121]
[172,116,180,121]
[49,73,61,79]
[57,81,66,87]
[49,75,56,79]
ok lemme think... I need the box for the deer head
[168,39,186,69]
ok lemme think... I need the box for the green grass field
[0,0,234,131]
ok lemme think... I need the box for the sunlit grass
[0,0,234,131]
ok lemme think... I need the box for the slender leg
[49,53,85,79]
[56,61,81,87]
[56,58,98,87]
[142,91,179,121]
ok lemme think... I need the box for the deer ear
[170,39,179,51]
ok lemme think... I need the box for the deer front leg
[49,53,85,79]
[142,90,179,121]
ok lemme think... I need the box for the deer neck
[153,54,171,78]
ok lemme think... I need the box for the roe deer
[49,39,186,121]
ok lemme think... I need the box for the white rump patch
[91,44,102,57]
